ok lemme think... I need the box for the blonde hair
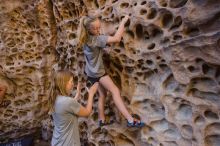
[77,16,98,47]
[49,70,74,112]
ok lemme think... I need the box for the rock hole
[112,0,118,3]
[170,0,188,8]
[205,135,220,146]
[12,115,18,120]
[146,60,153,65]
[217,38,220,48]
[195,58,203,63]
[140,9,147,15]
[159,64,168,70]
[181,125,193,139]
[69,33,76,39]
[215,67,220,78]
[111,13,114,18]
[144,31,150,40]
[120,2,129,8]
[161,12,173,28]
[136,24,144,38]
[170,16,182,30]
[125,66,134,74]
[147,8,157,19]
[161,37,170,44]
[173,35,182,40]
[202,63,210,74]
[141,1,147,5]
[148,25,163,38]
[11,48,18,53]
[187,66,196,73]
[43,22,49,27]
[119,41,124,48]
[159,0,167,7]
[194,115,205,125]
[204,110,219,120]
[126,30,134,38]
[176,104,192,120]
[184,25,200,36]
[125,19,130,27]
[157,56,161,60]
[94,0,99,8]
[148,43,155,50]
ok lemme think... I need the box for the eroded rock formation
[0,0,220,146]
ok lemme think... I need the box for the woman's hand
[76,82,82,92]
[77,82,99,117]
[74,82,82,100]
[88,82,99,96]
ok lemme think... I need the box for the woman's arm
[107,15,129,44]
[74,82,81,100]
[77,83,98,117]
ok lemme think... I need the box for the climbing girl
[78,14,144,128]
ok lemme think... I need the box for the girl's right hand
[122,15,129,24]
[88,82,99,96]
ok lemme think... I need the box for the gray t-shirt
[83,35,108,78]
[51,95,81,146]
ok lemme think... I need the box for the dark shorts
[85,72,108,87]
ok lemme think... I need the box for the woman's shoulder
[56,95,78,106]
[56,95,73,102]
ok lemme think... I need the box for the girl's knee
[110,86,120,95]
[99,95,105,100]
[98,91,107,98]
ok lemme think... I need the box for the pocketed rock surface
[0,0,220,146]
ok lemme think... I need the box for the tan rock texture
[0,0,220,146]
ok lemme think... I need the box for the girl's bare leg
[98,84,107,121]
[99,75,133,122]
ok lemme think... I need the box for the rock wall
[0,0,57,142]
[0,0,220,146]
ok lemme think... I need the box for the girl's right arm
[77,83,98,117]
[107,15,129,44]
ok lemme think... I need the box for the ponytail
[77,16,98,47]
